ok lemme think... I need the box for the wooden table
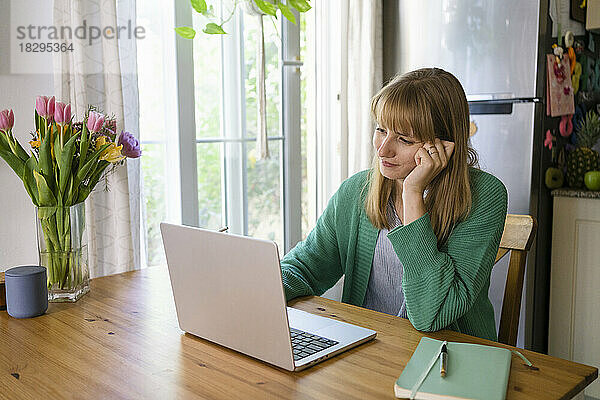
[0,267,596,399]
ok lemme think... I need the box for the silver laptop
[160,222,376,371]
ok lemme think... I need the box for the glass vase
[36,202,89,302]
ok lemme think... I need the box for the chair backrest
[0,272,5,310]
[495,214,537,346]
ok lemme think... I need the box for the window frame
[161,1,303,253]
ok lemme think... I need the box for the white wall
[0,0,54,271]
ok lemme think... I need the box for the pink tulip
[0,109,14,133]
[48,97,55,118]
[54,102,72,125]
[35,96,55,120]
[87,111,105,133]
[544,130,553,150]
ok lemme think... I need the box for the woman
[281,68,507,341]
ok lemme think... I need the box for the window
[138,2,311,267]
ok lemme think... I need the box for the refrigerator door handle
[468,98,543,115]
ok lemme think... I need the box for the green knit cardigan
[281,167,508,341]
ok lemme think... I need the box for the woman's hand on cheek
[402,139,455,194]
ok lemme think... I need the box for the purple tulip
[0,109,14,132]
[86,111,105,133]
[35,96,55,120]
[54,102,71,125]
[118,131,142,158]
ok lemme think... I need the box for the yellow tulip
[99,142,125,163]
[95,136,107,150]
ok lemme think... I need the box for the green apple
[584,171,600,190]
[545,167,564,189]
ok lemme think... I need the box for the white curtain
[308,0,383,300]
[310,0,383,216]
[53,0,141,278]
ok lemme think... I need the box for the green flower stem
[49,216,67,288]
[38,204,87,298]
[58,208,68,288]
[41,225,56,287]
[40,208,82,291]
[57,208,66,288]
[63,208,72,288]
[55,211,64,248]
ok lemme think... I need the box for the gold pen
[440,341,448,377]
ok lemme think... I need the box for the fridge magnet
[469,120,477,137]
[586,59,600,92]
[580,55,591,91]
[547,54,575,117]
[570,0,586,23]
[587,31,595,54]
[553,44,564,63]
[573,105,587,132]
[545,129,555,150]
[565,31,576,75]
[573,62,582,94]
[565,31,575,48]
[559,115,573,137]
[544,129,563,189]
[574,40,585,55]
[545,166,564,189]
[568,47,576,75]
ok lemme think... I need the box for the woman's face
[373,126,423,181]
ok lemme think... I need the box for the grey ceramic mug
[5,266,48,319]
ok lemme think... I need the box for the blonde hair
[365,68,478,247]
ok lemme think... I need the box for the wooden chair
[0,272,5,310]
[495,214,537,346]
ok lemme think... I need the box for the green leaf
[175,26,196,39]
[0,133,11,152]
[203,23,226,34]
[57,132,79,197]
[37,206,57,221]
[66,175,75,206]
[75,143,111,187]
[56,183,63,207]
[63,124,72,144]
[33,169,57,206]
[37,124,55,187]
[254,0,278,16]
[278,2,296,24]
[0,132,29,162]
[288,0,311,12]
[0,148,25,179]
[35,110,41,133]
[39,115,47,141]
[11,138,30,162]
[190,0,207,14]
[22,156,39,206]
[54,129,63,165]
[77,160,110,203]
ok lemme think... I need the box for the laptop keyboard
[290,327,339,362]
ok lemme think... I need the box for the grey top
[362,198,408,318]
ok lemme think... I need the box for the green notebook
[395,337,512,400]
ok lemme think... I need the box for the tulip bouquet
[0,96,141,301]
